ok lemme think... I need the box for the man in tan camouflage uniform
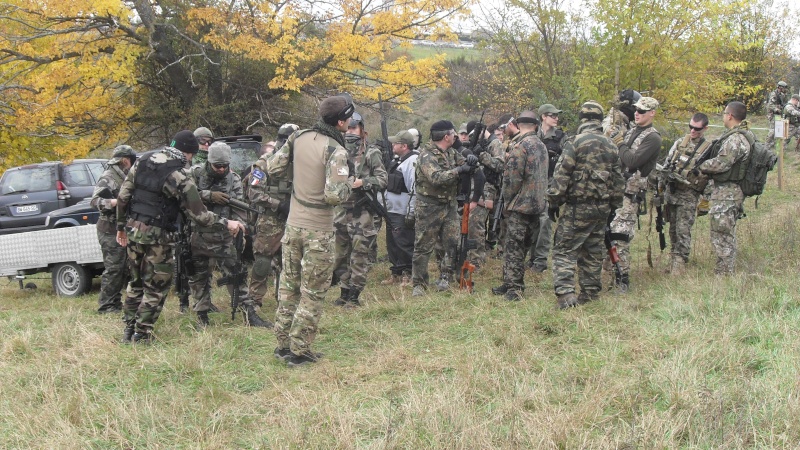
[765,81,789,151]
[247,123,298,308]
[116,131,245,343]
[263,94,354,367]
[189,141,271,328]
[547,101,624,308]
[411,120,475,296]
[332,112,388,307]
[697,101,751,275]
[490,111,547,301]
[782,94,800,151]
[91,145,136,314]
[659,113,711,274]
[609,96,662,293]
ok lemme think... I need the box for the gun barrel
[228,198,260,215]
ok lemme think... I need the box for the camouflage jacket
[248,153,292,216]
[264,122,352,231]
[116,148,224,245]
[343,134,388,207]
[502,130,547,216]
[767,90,787,116]
[190,163,246,231]
[414,140,466,202]
[192,150,208,166]
[547,121,624,212]
[783,102,800,125]
[90,163,128,234]
[698,122,751,202]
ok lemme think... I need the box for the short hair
[691,113,709,127]
[487,124,498,134]
[726,101,747,121]
[431,129,452,142]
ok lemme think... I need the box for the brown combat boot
[557,293,578,310]
[380,274,400,286]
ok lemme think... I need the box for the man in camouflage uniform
[471,122,505,265]
[188,142,271,328]
[193,127,214,166]
[411,120,476,297]
[547,101,624,308]
[609,96,662,293]
[247,123,298,308]
[658,113,711,274]
[116,131,245,343]
[765,81,789,151]
[782,94,800,151]
[332,112,388,307]
[91,145,136,314]
[263,94,354,367]
[528,103,566,273]
[697,101,751,275]
[490,111,548,301]
[603,89,640,145]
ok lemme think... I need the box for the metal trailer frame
[0,225,104,296]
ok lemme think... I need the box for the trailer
[0,225,104,296]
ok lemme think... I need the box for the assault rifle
[654,197,667,252]
[227,197,260,217]
[604,224,623,283]
[454,202,478,292]
[174,214,194,313]
[491,191,504,235]
[217,231,248,321]
[355,188,391,221]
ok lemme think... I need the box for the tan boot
[400,274,412,287]
[670,256,686,275]
[380,274,399,286]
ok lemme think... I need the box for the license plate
[16,204,39,213]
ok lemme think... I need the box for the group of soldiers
[88,86,767,366]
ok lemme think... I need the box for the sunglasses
[212,163,229,170]
[635,109,650,115]
[544,113,559,119]
[198,138,213,145]
[688,125,705,132]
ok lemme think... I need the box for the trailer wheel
[52,262,90,297]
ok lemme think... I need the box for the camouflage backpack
[735,132,777,197]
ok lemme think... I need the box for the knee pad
[252,257,272,279]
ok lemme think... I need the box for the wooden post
[778,137,784,191]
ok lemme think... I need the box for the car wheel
[52,262,90,297]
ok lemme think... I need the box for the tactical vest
[784,105,800,125]
[415,145,458,201]
[666,135,711,192]
[128,152,184,230]
[542,128,565,178]
[386,150,417,194]
[708,128,754,184]
[193,165,236,218]
[286,128,340,210]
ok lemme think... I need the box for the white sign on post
[775,119,788,139]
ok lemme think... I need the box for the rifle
[378,94,392,169]
[174,215,194,313]
[468,110,486,153]
[454,202,478,292]
[655,199,667,252]
[227,197,260,217]
[492,191,504,235]
[354,188,391,221]
[604,224,624,283]
[217,232,248,321]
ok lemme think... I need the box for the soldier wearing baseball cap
[609,96,662,293]
[192,127,214,166]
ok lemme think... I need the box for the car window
[63,163,93,186]
[88,162,105,182]
[0,166,56,195]
[230,144,261,173]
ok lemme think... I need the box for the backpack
[737,132,777,197]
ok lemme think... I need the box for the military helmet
[619,89,642,107]
[193,127,213,139]
[778,81,788,88]
[109,145,137,165]
[578,101,605,122]
[277,123,299,139]
[348,112,364,129]
[792,94,800,101]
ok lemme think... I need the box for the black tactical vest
[386,150,417,194]
[129,152,184,230]
[542,129,565,178]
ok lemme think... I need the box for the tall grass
[1,147,799,448]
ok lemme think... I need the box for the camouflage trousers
[528,210,554,269]
[503,211,541,291]
[766,114,777,150]
[276,225,335,355]
[788,124,800,151]
[467,204,488,267]
[97,229,128,312]
[371,215,382,264]
[189,231,253,312]
[551,203,608,296]
[412,199,459,288]
[249,213,285,306]
[123,241,174,334]
[610,194,640,275]
[666,189,700,263]
[709,199,740,275]
[333,207,379,291]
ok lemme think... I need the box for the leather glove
[278,200,290,217]
[465,154,479,167]
[547,205,560,222]
[473,143,486,157]
[210,191,230,205]
[456,163,474,174]
[611,132,624,146]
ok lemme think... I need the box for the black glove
[210,191,230,205]
[548,205,560,222]
[465,154,478,167]
[473,144,486,157]
[451,139,462,150]
[456,163,474,174]
[277,200,290,217]
[691,168,701,177]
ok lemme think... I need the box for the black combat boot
[132,332,152,344]
[242,305,273,328]
[347,288,362,307]
[557,292,578,309]
[491,284,511,295]
[196,310,210,328]
[179,298,189,314]
[121,320,136,343]
[334,287,351,306]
